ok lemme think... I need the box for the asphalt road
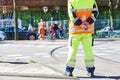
[0,39,120,80]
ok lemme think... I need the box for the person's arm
[38,23,40,33]
[68,0,82,26]
[86,1,99,25]
[43,22,46,29]
[68,0,74,21]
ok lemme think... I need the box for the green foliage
[17,10,69,28]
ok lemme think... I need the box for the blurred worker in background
[38,19,46,40]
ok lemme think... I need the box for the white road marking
[104,50,116,53]
[34,53,48,55]
[0,65,60,75]
[7,54,31,59]
[7,54,22,57]
[34,53,51,58]
[19,66,59,74]
[57,52,109,57]
[94,53,108,55]
[77,54,84,56]
[59,52,67,54]
[77,53,108,56]
[117,53,120,54]
[15,56,31,59]
[36,45,44,48]
[43,55,50,57]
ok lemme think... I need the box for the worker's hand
[83,22,89,27]
[79,22,89,30]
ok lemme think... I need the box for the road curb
[1,40,68,45]
[0,72,77,80]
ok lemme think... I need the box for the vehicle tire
[28,35,36,40]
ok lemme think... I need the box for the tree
[115,0,119,9]
[108,0,119,30]
[13,0,18,40]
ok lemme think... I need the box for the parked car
[99,26,111,32]
[0,31,7,40]
[0,27,37,40]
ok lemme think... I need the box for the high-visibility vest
[68,0,97,34]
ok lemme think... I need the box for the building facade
[0,0,120,30]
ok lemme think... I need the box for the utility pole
[13,0,18,40]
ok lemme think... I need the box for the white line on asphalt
[94,53,108,55]
[19,66,59,74]
[59,52,67,54]
[34,53,48,55]
[94,48,108,50]
[103,50,116,53]
[77,53,108,56]
[43,55,50,57]
[47,45,62,48]
[36,45,44,48]
[7,54,23,57]
[116,53,120,54]
[15,56,31,59]
[77,54,84,56]
[114,49,120,50]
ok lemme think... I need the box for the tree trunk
[108,0,114,30]
[13,0,18,40]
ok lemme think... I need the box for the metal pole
[13,0,18,40]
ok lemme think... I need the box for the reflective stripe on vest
[69,22,94,33]
[71,8,97,12]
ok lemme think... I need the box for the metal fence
[45,20,69,39]
[0,19,120,39]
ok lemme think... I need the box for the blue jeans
[55,30,61,38]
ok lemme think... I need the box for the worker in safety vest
[65,0,99,77]
[38,19,46,40]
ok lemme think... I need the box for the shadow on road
[77,75,120,79]
[0,61,29,64]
